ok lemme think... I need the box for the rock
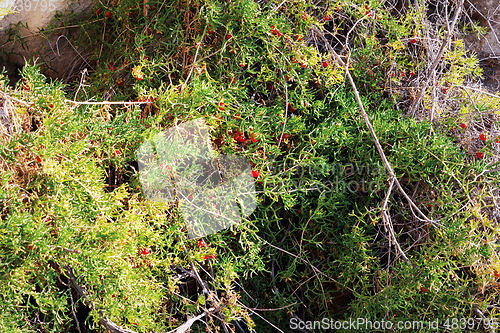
[465,0,500,27]
[0,0,94,83]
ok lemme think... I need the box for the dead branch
[381,177,414,266]
[64,265,138,333]
[311,26,442,231]
[409,0,464,116]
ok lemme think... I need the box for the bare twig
[381,177,414,266]
[0,91,30,106]
[311,26,441,230]
[181,33,204,92]
[68,288,82,333]
[64,265,138,333]
[409,0,464,116]
[64,99,151,105]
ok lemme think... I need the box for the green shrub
[1,0,499,332]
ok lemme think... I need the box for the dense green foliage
[1,0,500,332]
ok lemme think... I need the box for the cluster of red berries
[198,240,216,259]
[270,25,282,37]
[233,130,246,143]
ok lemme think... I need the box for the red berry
[301,62,307,68]
[442,88,447,94]
[28,245,33,250]
[276,31,282,37]
[322,61,329,68]
[295,34,303,41]
[250,137,258,143]
[35,156,42,163]
[141,248,150,255]
[477,152,484,159]
[410,72,415,76]
[410,38,416,44]
[495,270,500,277]
[420,287,427,292]
[365,5,370,9]
[116,78,124,86]
[324,15,329,21]
[105,11,112,18]
[238,136,246,143]
[226,33,232,40]
[137,73,143,81]
[95,8,102,15]
[203,255,208,260]
[209,253,216,259]
[283,133,290,139]
[496,137,500,143]
[23,85,30,91]
[218,102,225,111]
[233,113,240,120]
[460,123,466,129]
[114,150,121,156]
[251,170,259,178]
[198,240,205,248]
[49,104,54,108]
[266,82,274,91]
[240,63,245,68]
[480,133,486,141]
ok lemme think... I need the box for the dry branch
[409,0,464,116]
[311,26,441,232]
[64,265,138,333]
